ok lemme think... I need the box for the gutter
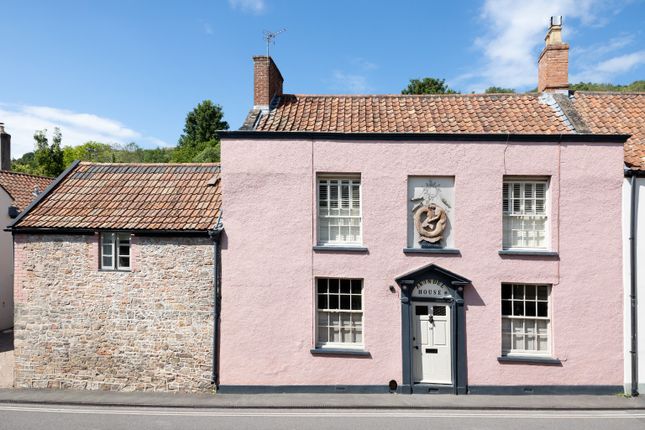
[208,213,224,388]
[626,168,641,396]
[217,130,630,144]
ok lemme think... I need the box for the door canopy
[395,263,471,301]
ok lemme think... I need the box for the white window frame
[316,175,362,246]
[501,283,552,357]
[315,278,364,349]
[502,178,550,250]
[100,232,131,271]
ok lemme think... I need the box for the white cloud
[350,57,378,71]
[571,50,645,82]
[330,71,370,93]
[454,0,631,92]
[228,0,266,14]
[0,103,169,158]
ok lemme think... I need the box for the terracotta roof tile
[572,92,645,170]
[255,94,574,134]
[252,92,644,170]
[15,162,221,231]
[0,171,53,211]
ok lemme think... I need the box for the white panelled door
[412,302,452,384]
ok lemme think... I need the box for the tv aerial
[263,29,286,57]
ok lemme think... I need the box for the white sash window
[502,284,551,356]
[503,179,548,249]
[317,176,362,245]
[316,278,363,348]
[101,232,131,271]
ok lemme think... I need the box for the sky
[1,0,644,157]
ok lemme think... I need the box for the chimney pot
[253,56,284,110]
[538,16,569,93]
[0,123,11,171]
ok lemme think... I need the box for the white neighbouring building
[0,124,52,330]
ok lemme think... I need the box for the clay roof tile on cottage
[254,94,575,134]
[13,162,222,231]
[571,92,645,170]
[246,92,645,171]
[0,171,53,212]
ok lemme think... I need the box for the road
[1,404,645,430]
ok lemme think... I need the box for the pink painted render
[220,138,624,387]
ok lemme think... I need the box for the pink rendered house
[218,18,628,394]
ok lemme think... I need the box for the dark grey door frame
[395,263,471,395]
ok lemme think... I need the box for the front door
[411,302,452,384]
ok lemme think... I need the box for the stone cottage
[0,124,52,331]
[9,161,222,391]
[217,18,634,394]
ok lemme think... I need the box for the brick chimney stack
[253,56,284,110]
[538,16,569,93]
[0,123,10,171]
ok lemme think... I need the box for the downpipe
[209,227,223,388]
[628,172,639,396]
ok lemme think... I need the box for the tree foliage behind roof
[484,86,516,94]
[172,100,229,163]
[570,80,645,92]
[402,78,458,94]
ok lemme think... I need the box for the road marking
[0,405,644,419]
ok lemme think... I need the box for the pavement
[0,388,643,410]
[0,330,13,389]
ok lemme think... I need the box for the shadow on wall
[0,329,13,353]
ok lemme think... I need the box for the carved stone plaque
[408,177,454,248]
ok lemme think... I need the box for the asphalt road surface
[1,404,645,430]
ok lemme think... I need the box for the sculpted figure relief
[414,203,447,244]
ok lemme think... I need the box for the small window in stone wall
[407,177,455,249]
[101,232,131,271]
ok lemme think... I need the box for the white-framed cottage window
[503,179,549,249]
[502,283,551,356]
[316,278,363,348]
[317,175,362,246]
[101,232,131,271]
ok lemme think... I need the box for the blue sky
[1,0,643,156]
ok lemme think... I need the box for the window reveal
[503,180,548,249]
[318,177,361,245]
[316,278,363,347]
[100,232,131,271]
[501,283,551,355]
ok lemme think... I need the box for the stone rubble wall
[13,234,214,392]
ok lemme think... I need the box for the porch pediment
[395,263,471,291]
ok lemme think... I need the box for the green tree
[173,100,229,162]
[485,86,516,94]
[33,128,65,176]
[402,78,458,95]
[570,80,645,92]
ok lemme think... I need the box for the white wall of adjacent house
[0,188,13,330]
[623,176,645,393]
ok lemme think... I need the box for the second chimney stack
[253,56,284,110]
[0,123,11,171]
[538,16,569,93]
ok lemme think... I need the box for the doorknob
[429,315,434,324]
[414,346,419,350]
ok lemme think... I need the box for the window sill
[497,355,562,366]
[403,247,461,255]
[310,348,371,357]
[313,245,368,253]
[498,249,559,257]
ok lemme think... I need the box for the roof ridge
[0,170,53,180]
[284,93,536,98]
[573,91,645,96]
